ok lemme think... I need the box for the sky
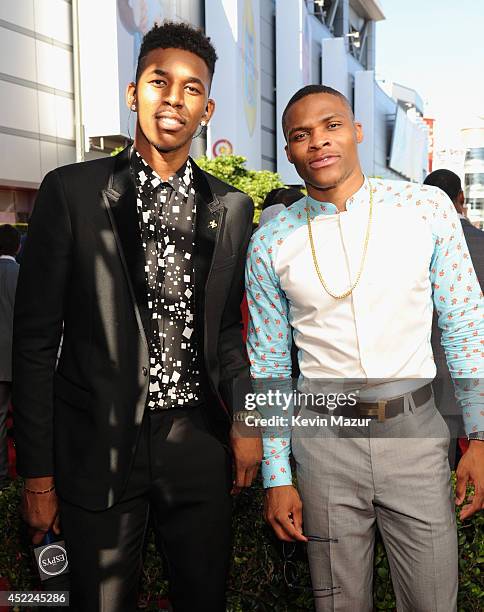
[375,0,484,151]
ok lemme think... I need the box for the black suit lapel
[191,160,225,363]
[101,147,150,347]
[100,153,225,359]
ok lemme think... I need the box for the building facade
[461,126,484,229]
[0,0,428,223]
[0,0,75,224]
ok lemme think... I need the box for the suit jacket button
[142,367,148,376]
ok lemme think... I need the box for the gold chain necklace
[305,182,373,300]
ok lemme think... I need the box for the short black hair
[424,169,462,203]
[263,187,304,210]
[135,21,218,84]
[282,84,353,138]
[0,224,20,256]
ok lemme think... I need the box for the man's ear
[203,98,215,125]
[126,82,136,110]
[285,144,294,165]
[355,122,363,144]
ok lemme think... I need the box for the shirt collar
[306,175,371,216]
[0,255,16,262]
[131,147,192,197]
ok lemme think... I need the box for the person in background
[0,224,20,490]
[259,187,304,227]
[15,232,27,265]
[424,169,483,287]
[424,169,483,466]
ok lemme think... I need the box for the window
[465,173,484,188]
[306,0,337,30]
[467,198,484,211]
[465,148,484,162]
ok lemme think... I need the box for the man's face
[127,47,214,153]
[284,93,363,191]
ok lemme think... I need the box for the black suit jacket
[459,217,484,288]
[13,147,253,510]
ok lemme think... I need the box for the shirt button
[142,367,148,376]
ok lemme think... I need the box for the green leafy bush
[195,155,284,224]
[1,475,482,611]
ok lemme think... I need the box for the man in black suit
[0,224,20,490]
[13,22,261,612]
[425,169,483,466]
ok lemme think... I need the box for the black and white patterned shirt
[131,149,202,410]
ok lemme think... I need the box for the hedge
[0,475,482,611]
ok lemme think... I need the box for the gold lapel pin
[209,220,218,229]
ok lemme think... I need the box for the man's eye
[294,132,307,141]
[328,123,341,129]
[151,80,165,87]
[186,85,200,94]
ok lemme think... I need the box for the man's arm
[13,169,72,478]
[245,226,306,541]
[428,186,484,518]
[217,198,254,389]
[216,197,263,489]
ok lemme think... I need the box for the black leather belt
[353,383,432,422]
[307,383,433,423]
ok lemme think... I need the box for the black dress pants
[59,405,233,612]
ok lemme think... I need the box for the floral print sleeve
[427,186,484,435]
[245,225,293,488]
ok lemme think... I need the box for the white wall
[354,70,375,176]
[322,37,349,98]
[206,0,262,170]
[275,0,308,184]
[355,71,403,180]
[0,0,75,187]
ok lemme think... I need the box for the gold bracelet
[24,484,56,495]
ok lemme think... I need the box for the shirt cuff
[261,456,292,487]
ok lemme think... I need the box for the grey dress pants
[292,395,458,612]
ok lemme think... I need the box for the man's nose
[162,84,184,107]
[309,130,331,150]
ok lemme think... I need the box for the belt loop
[403,394,410,414]
[377,401,386,422]
[407,391,417,414]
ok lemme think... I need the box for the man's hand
[455,440,484,520]
[22,477,60,544]
[230,422,263,493]
[264,485,307,542]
